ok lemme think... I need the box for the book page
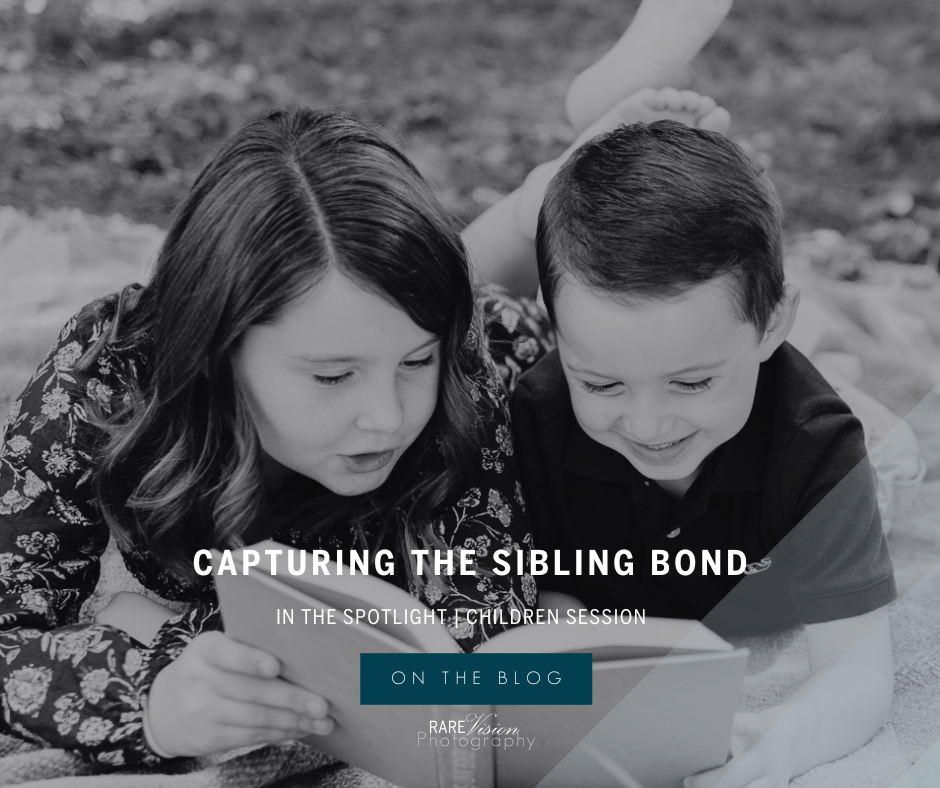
[241,543,460,653]
[477,615,732,658]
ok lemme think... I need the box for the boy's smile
[554,276,789,497]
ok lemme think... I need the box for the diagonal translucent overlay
[534,383,940,788]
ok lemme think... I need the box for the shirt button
[666,528,681,538]
[644,481,650,487]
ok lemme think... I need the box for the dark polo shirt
[510,342,897,635]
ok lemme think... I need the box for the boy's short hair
[536,120,785,333]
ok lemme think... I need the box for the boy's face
[554,277,771,489]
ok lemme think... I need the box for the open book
[214,542,748,788]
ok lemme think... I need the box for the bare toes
[698,106,731,135]
[638,86,666,111]
[699,95,718,114]
[679,90,701,112]
[660,87,683,112]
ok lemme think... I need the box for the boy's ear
[758,283,800,362]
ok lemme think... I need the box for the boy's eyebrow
[664,360,728,376]
[565,362,620,379]
[296,337,439,365]
[565,360,727,378]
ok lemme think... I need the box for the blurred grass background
[2,0,940,419]
[1,0,939,231]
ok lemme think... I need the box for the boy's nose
[621,394,668,443]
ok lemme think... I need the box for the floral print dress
[0,287,553,769]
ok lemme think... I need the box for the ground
[1,0,939,233]
[2,0,940,419]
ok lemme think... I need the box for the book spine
[431,705,495,788]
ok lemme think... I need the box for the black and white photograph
[1,1,939,786]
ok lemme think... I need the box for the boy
[502,122,895,787]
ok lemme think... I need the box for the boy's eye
[402,354,436,371]
[313,371,354,386]
[673,378,712,392]
[580,380,620,395]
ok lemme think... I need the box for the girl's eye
[402,354,436,371]
[313,371,354,386]
[673,378,712,392]
[580,380,620,395]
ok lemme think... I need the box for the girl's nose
[354,381,405,434]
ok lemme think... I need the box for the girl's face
[233,269,441,496]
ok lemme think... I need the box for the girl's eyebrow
[295,338,439,365]
[297,354,362,365]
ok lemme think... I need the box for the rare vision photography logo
[418,712,534,752]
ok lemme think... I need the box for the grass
[2,0,940,417]
[1,0,939,232]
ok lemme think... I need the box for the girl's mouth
[341,450,396,474]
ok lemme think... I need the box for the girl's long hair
[79,107,485,584]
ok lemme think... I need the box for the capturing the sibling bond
[0,0,909,786]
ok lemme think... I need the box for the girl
[0,107,535,765]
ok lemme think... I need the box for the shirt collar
[564,419,636,483]
[708,364,772,494]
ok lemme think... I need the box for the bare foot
[565,0,733,132]
[515,87,731,240]
[594,86,731,134]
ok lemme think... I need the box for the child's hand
[146,631,334,758]
[687,611,893,788]
[683,712,795,788]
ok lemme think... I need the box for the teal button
[360,653,592,705]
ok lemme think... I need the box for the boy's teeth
[645,438,681,450]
